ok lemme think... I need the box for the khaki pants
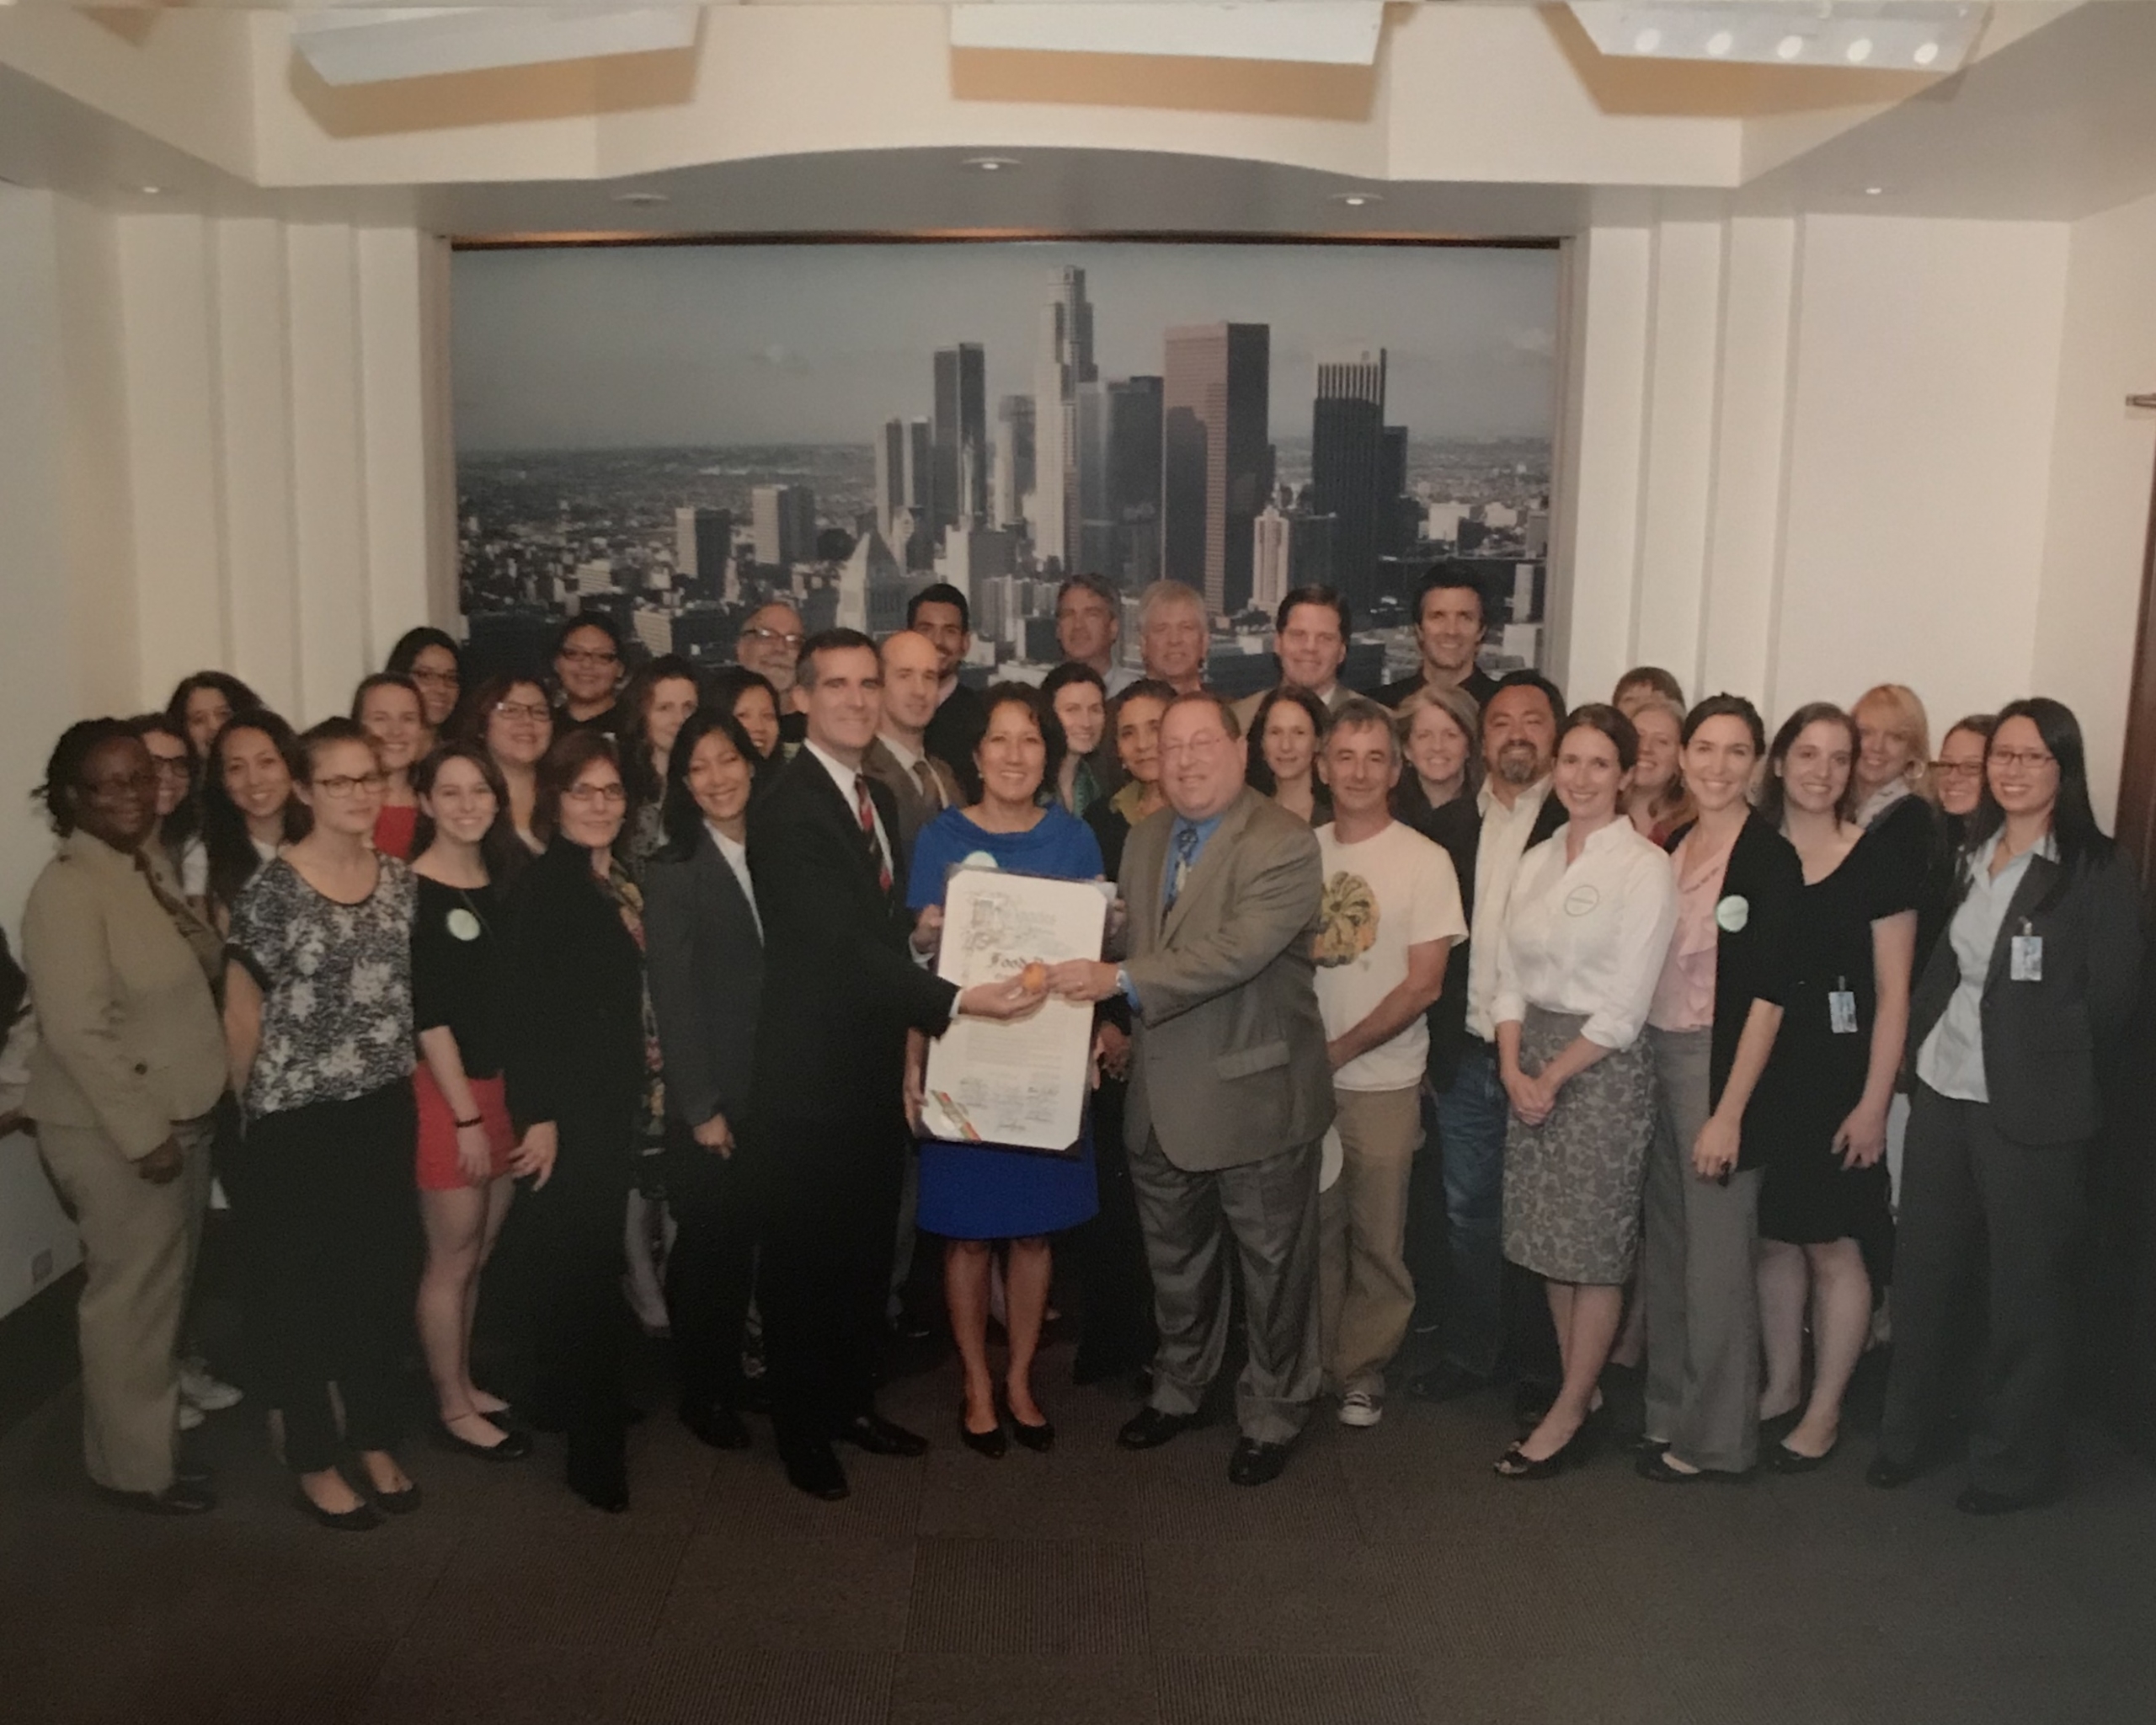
[37,1114,214,1493]
[1318,1086,1424,1398]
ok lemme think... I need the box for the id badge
[1828,987,1859,1035]
[2010,934,2043,983]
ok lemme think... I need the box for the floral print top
[228,855,417,1118]
[595,857,668,1150]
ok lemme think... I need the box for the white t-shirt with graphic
[1313,819,1468,1093]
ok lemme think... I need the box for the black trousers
[664,1128,757,1413]
[1881,1084,2089,1500]
[750,1113,905,1455]
[249,1082,418,1474]
[518,1119,632,1471]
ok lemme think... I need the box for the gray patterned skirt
[1502,1006,1657,1284]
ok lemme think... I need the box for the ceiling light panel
[1567,3,1987,72]
[949,3,1385,67]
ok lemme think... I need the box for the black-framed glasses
[740,627,805,650]
[558,648,620,667]
[313,772,388,797]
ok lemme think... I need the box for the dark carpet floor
[4,1329,2153,1725]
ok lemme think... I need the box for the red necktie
[854,776,892,893]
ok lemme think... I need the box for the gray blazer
[1908,844,2143,1146]
[1120,786,1333,1172]
[642,828,765,1130]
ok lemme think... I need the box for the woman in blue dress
[905,682,1104,1459]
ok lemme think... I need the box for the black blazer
[1414,787,1567,1087]
[1666,813,1803,1156]
[501,836,645,1149]
[747,747,958,1128]
[924,681,989,804]
[643,829,763,1130]
[1908,842,2144,1146]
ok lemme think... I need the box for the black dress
[1753,824,1920,1258]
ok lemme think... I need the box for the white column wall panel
[1628,218,1725,699]
[120,213,230,701]
[215,217,304,718]
[356,225,435,660]
[1552,222,1654,708]
[1771,216,2068,734]
[419,232,462,633]
[1697,216,1800,715]
[284,222,374,720]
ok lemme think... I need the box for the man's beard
[1495,741,1540,788]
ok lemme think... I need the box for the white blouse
[1491,818,1680,1052]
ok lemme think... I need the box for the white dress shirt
[1463,777,1555,1042]
[803,738,895,884]
[1492,818,1680,1052]
[706,820,762,939]
[1914,830,2056,1103]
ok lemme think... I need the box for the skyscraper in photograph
[1107,375,1163,587]
[1310,344,1386,611]
[932,344,987,535]
[873,419,907,542]
[994,394,1035,530]
[1162,323,1271,616]
[751,483,816,567]
[1031,266,1098,569]
[673,505,731,594]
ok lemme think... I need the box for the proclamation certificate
[921,866,1110,1154]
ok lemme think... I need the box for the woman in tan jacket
[23,719,227,1514]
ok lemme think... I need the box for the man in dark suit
[911,585,989,804]
[747,628,1042,1500]
[1374,569,1502,711]
[1405,670,1566,1407]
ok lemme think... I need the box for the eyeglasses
[313,772,387,797]
[1991,749,2056,772]
[1930,761,1984,781]
[564,782,628,806]
[147,757,192,779]
[558,648,620,667]
[409,668,459,687]
[492,701,550,723]
[740,627,805,650]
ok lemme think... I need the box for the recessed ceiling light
[1331,190,1383,209]
[1845,37,1873,64]
[1913,40,1940,67]
[1775,34,1805,60]
[1863,185,1886,197]
[962,156,1019,174]
[1705,30,1732,56]
[612,190,668,206]
[138,184,164,196]
[1632,28,1661,53]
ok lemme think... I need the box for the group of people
[5,563,2140,1530]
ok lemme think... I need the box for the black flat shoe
[435,1418,533,1462]
[1227,1438,1290,1487]
[1494,1428,1592,1480]
[99,1482,216,1515]
[835,1412,928,1458]
[369,1481,424,1515]
[782,1442,850,1501]
[293,1488,380,1531]
[680,1402,751,1452]
[1773,1439,1838,1475]
[1629,1434,1673,1459]
[1009,1415,1054,1454]
[1637,1451,1753,1485]
[959,1404,1006,1460]
[1118,1406,1202,1450]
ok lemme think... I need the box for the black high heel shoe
[1003,1391,1054,1454]
[959,1400,1006,1460]
[435,1414,533,1463]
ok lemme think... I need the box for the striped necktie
[854,776,892,893]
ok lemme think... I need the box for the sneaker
[179,1361,243,1413]
[178,1402,205,1432]
[1337,1390,1384,1429]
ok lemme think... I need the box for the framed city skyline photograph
[451,236,1562,694]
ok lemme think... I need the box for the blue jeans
[1433,1040,1508,1379]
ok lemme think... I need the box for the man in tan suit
[1051,691,1331,1486]
[22,722,227,1514]
[862,628,965,857]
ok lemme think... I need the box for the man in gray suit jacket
[1051,691,1331,1486]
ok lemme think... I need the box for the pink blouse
[1647,830,1731,1033]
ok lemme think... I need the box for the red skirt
[414,1065,515,1192]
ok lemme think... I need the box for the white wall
[1549,206,2129,819]
[0,191,451,1317]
